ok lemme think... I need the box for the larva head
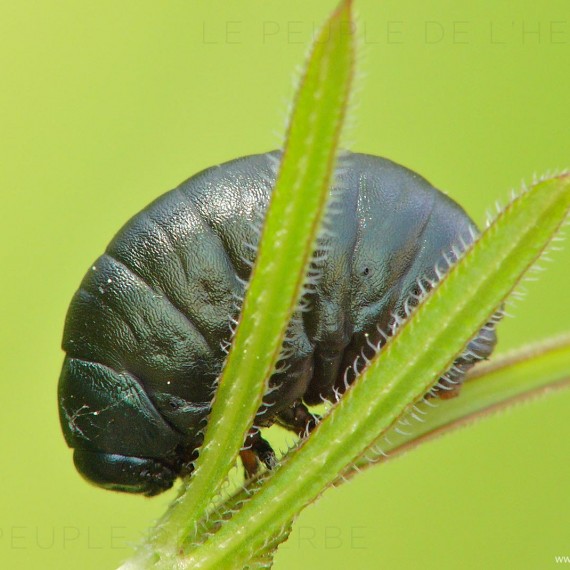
[58,355,187,495]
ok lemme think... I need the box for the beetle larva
[58,151,497,495]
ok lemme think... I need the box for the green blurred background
[1,1,568,568]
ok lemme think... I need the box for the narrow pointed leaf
[142,0,356,562]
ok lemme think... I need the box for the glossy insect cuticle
[58,150,499,495]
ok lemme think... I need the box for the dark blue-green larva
[58,151,497,496]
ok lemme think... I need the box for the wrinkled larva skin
[58,151,497,495]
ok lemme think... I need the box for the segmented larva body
[58,151,497,495]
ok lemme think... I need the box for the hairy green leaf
[129,0,356,565]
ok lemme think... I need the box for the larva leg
[240,430,276,478]
[276,401,320,437]
[303,349,345,405]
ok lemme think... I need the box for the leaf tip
[331,0,355,28]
